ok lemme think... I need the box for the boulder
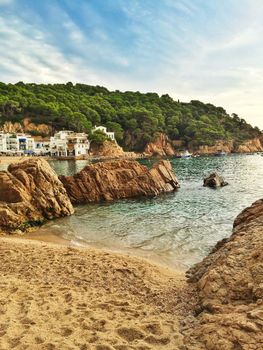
[186,199,263,349]
[203,172,228,188]
[59,159,179,204]
[0,158,74,233]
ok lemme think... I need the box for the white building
[0,133,35,155]
[93,126,115,141]
[50,130,90,157]
[33,138,51,156]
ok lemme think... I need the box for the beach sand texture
[0,237,194,350]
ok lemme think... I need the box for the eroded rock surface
[196,138,263,155]
[0,158,74,233]
[1,118,52,136]
[236,138,263,153]
[185,199,263,350]
[90,140,137,159]
[203,172,228,188]
[60,159,179,204]
[144,133,175,157]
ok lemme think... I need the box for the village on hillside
[0,126,115,157]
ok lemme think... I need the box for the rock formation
[196,140,234,155]
[0,158,74,233]
[144,133,176,157]
[196,138,263,155]
[185,199,263,349]
[236,138,263,153]
[60,159,179,204]
[0,158,179,232]
[89,140,137,159]
[1,118,52,136]
[203,172,228,188]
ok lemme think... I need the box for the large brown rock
[0,158,74,233]
[144,133,175,157]
[60,159,179,204]
[185,199,263,349]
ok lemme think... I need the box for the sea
[2,154,263,269]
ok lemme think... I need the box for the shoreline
[20,229,188,272]
[0,235,194,349]
[0,150,261,166]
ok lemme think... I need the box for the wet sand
[0,236,196,350]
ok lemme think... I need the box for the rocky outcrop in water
[203,172,228,188]
[60,159,179,204]
[185,199,263,349]
[144,133,176,157]
[0,158,74,233]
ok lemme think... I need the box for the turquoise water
[37,154,263,269]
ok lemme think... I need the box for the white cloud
[0,0,263,128]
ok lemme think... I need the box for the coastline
[0,235,194,350]
[21,228,189,271]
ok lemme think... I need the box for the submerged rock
[60,159,179,204]
[203,172,228,188]
[186,199,263,349]
[0,158,74,233]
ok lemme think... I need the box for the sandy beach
[0,236,196,350]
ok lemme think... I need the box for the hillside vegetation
[0,82,261,151]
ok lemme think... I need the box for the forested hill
[0,82,261,151]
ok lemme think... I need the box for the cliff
[1,118,52,136]
[236,138,263,153]
[144,135,263,157]
[185,199,263,349]
[144,133,176,157]
[196,138,263,154]
[59,159,179,204]
[196,140,234,154]
[0,158,74,233]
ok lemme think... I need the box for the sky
[1,0,263,128]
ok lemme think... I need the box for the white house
[93,126,115,141]
[50,130,90,157]
[33,138,51,155]
[0,133,35,155]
